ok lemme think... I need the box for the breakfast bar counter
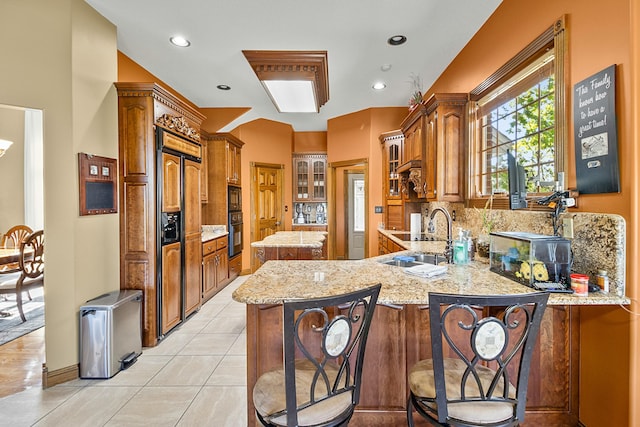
[234,253,628,426]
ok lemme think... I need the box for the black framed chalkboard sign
[573,64,620,194]
[78,153,118,215]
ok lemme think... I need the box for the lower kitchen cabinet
[378,230,404,255]
[229,253,242,282]
[244,302,579,426]
[202,235,229,302]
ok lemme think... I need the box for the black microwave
[228,186,242,212]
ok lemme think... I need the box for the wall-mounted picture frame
[573,64,620,194]
[78,153,118,216]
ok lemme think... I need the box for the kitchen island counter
[233,254,629,306]
[250,230,327,248]
[250,231,328,272]
[234,254,627,426]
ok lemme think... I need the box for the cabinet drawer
[216,236,228,250]
[203,240,216,255]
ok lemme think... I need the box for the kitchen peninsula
[233,247,628,426]
[250,230,327,272]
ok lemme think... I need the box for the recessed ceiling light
[372,82,386,90]
[387,35,407,46]
[217,85,231,90]
[380,64,392,72]
[169,35,190,47]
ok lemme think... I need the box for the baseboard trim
[42,363,79,388]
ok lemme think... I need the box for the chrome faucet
[428,207,453,263]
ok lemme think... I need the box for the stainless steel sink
[411,253,445,264]
[379,253,445,267]
[380,260,423,267]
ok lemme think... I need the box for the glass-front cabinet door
[295,158,309,199]
[312,159,326,199]
[379,130,403,200]
[293,153,326,202]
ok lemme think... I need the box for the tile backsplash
[421,202,626,296]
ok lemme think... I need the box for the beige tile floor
[0,276,249,427]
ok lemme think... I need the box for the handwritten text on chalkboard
[572,64,619,194]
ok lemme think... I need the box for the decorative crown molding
[156,114,200,142]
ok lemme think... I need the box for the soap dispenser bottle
[453,228,469,265]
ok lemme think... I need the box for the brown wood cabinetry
[162,153,181,212]
[293,153,327,202]
[115,82,205,347]
[378,231,404,255]
[291,224,328,232]
[161,242,181,334]
[229,253,242,282]
[245,302,578,426]
[202,235,229,302]
[379,130,404,231]
[200,140,208,203]
[201,132,244,225]
[398,93,467,202]
[227,141,242,185]
[252,245,325,271]
[184,159,202,317]
[427,93,467,202]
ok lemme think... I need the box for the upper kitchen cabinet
[379,130,404,231]
[293,153,327,202]
[227,137,242,185]
[399,93,467,202]
[201,132,245,225]
[399,104,428,199]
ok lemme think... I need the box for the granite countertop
[202,225,228,242]
[381,229,449,253]
[251,231,327,248]
[232,251,630,307]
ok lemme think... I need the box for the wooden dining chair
[407,292,549,427]
[1,225,33,249]
[1,225,33,273]
[252,283,381,427]
[0,230,44,322]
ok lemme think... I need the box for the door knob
[275,221,281,226]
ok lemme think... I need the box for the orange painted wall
[232,119,294,271]
[424,1,634,425]
[293,131,327,152]
[328,107,409,258]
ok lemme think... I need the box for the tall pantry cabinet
[115,83,206,347]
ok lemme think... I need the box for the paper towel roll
[410,213,422,240]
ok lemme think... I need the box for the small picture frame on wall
[78,153,118,216]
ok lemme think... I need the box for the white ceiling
[86,0,502,132]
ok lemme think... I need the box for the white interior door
[347,173,365,260]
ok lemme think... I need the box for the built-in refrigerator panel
[156,128,202,339]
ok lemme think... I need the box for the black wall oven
[228,211,243,258]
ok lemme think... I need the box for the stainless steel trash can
[79,289,142,379]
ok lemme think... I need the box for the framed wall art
[78,152,118,215]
